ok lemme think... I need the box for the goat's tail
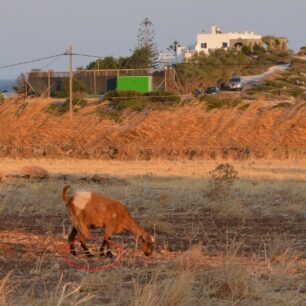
[62,185,71,205]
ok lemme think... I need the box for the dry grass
[0,158,306,180]
[1,159,306,305]
[1,242,305,306]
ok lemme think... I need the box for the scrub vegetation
[0,159,305,305]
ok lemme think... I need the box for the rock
[21,166,49,179]
[186,149,196,160]
[33,148,47,157]
[108,147,118,159]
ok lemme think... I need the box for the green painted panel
[117,76,152,93]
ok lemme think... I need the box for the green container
[117,76,152,93]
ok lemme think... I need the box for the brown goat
[62,185,154,257]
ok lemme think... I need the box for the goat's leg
[100,228,114,258]
[99,239,107,257]
[100,238,113,258]
[80,240,94,258]
[105,237,114,259]
[68,226,78,256]
[68,226,93,257]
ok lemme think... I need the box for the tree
[137,18,159,68]
[127,46,153,69]
[298,46,306,56]
[253,44,266,55]
[241,45,252,56]
[0,92,4,104]
[87,56,131,70]
[55,78,87,98]
[13,73,27,94]
[168,40,180,54]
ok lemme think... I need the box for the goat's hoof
[106,251,114,259]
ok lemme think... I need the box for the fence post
[69,45,73,120]
[94,70,97,95]
[48,70,51,98]
[25,78,28,99]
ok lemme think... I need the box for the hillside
[0,97,305,160]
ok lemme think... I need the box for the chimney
[211,25,217,34]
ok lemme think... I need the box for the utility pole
[69,45,73,120]
[47,70,51,98]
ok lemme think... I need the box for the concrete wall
[184,25,262,57]
[195,33,262,54]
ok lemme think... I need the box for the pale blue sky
[0,0,305,78]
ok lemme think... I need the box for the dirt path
[1,214,305,275]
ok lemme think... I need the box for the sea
[0,79,16,97]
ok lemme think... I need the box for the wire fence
[26,69,166,96]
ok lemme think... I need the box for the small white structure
[158,43,186,67]
[185,25,262,58]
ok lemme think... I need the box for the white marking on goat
[73,191,92,210]
[112,213,117,218]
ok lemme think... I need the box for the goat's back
[73,191,133,229]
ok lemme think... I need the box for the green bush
[143,91,181,103]
[105,90,142,100]
[44,98,87,115]
[0,93,4,105]
[114,99,146,111]
[241,45,252,56]
[54,79,87,98]
[201,95,241,110]
[105,91,181,109]
[94,108,121,122]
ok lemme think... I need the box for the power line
[40,54,64,70]
[0,53,65,69]
[72,53,103,59]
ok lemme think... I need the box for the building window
[222,42,228,48]
[201,43,207,49]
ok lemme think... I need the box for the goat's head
[138,232,155,256]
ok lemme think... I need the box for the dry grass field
[0,158,306,305]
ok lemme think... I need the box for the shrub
[13,73,27,94]
[143,91,181,103]
[208,163,239,199]
[114,99,146,111]
[54,78,87,98]
[201,95,241,110]
[0,93,4,105]
[94,108,121,122]
[298,46,306,56]
[105,90,142,101]
[44,98,87,115]
[241,45,252,56]
[272,102,292,109]
[105,91,181,110]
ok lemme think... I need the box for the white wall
[193,27,262,55]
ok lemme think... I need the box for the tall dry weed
[131,270,195,306]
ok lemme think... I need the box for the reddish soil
[1,214,305,275]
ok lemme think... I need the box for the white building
[185,25,262,58]
[158,25,263,66]
[158,43,186,67]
